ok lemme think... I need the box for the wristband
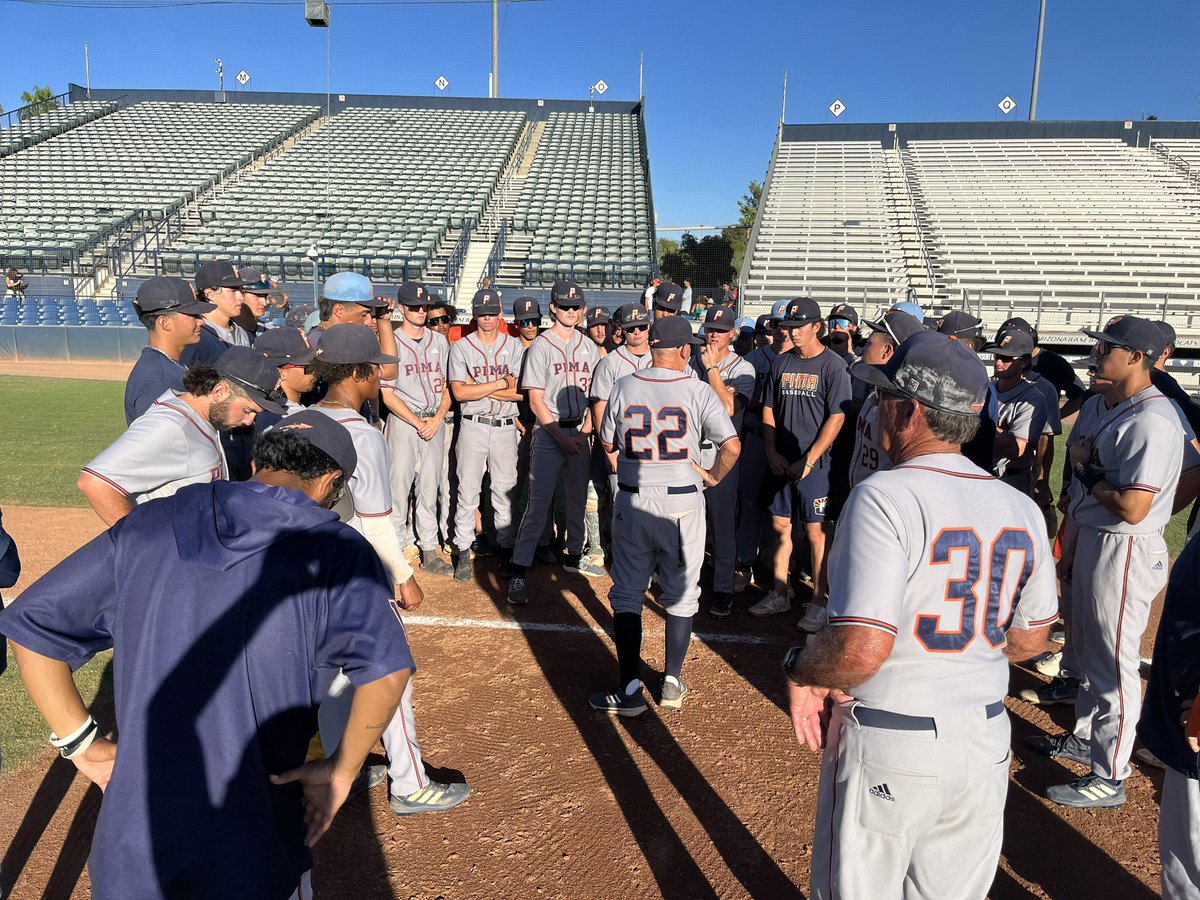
[783,645,803,684]
[50,716,99,759]
[1073,462,1103,493]
[707,365,719,373]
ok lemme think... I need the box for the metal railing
[443,218,473,289]
[524,257,655,289]
[1149,138,1200,195]
[152,249,427,286]
[894,143,939,299]
[484,219,508,283]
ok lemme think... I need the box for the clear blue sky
[2,0,1198,230]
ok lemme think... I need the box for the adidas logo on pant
[869,783,895,802]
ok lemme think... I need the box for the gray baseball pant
[439,417,457,545]
[1161,766,1200,899]
[512,426,589,566]
[454,418,519,552]
[516,425,555,546]
[1069,526,1167,781]
[385,417,446,552]
[811,703,1010,900]
[609,486,705,618]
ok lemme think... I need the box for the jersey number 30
[918,528,1035,652]
[623,405,689,461]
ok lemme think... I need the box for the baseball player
[382,281,453,576]
[252,326,318,431]
[511,297,557,561]
[651,281,685,319]
[582,304,616,563]
[752,298,853,632]
[447,289,525,582]
[733,317,756,356]
[79,347,284,525]
[691,304,755,617]
[937,311,1001,474]
[586,305,614,354]
[426,296,459,550]
[125,276,214,424]
[233,267,274,336]
[989,328,1049,497]
[786,330,1057,899]
[1026,315,1182,808]
[1001,316,1088,417]
[590,315,741,714]
[303,323,470,816]
[848,309,925,489]
[506,280,601,605]
[825,303,860,363]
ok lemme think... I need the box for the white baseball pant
[453,417,519,552]
[385,417,447,553]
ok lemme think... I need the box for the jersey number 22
[623,405,689,461]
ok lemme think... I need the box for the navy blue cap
[255,327,319,367]
[587,306,610,326]
[780,297,822,328]
[513,296,541,321]
[1082,315,1167,361]
[867,309,924,345]
[851,330,989,416]
[828,303,859,326]
[989,328,1036,358]
[1000,316,1038,345]
[195,260,247,291]
[652,282,685,311]
[135,276,215,316]
[551,280,585,306]
[472,289,502,317]
[397,281,432,307]
[754,314,773,333]
[317,323,400,365]
[938,310,984,344]
[273,410,358,479]
[704,304,737,333]
[649,316,703,348]
[615,302,649,327]
[286,304,315,329]
[240,267,272,295]
[1155,319,1177,347]
[215,346,286,414]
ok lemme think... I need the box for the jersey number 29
[623,405,689,461]
[918,528,1035,653]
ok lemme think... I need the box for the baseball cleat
[1032,650,1063,678]
[708,591,734,618]
[748,588,793,617]
[660,676,689,710]
[535,544,559,565]
[453,552,473,583]
[1045,775,1125,809]
[589,686,648,717]
[471,532,494,558]
[732,567,753,594]
[1134,747,1166,770]
[1049,628,1066,645]
[348,764,387,799]
[796,602,830,633]
[1018,676,1079,706]
[421,549,454,577]
[1025,732,1091,765]
[507,577,528,606]
[389,780,471,815]
[564,555,606,578]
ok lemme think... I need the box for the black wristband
[1073,462,1103,493]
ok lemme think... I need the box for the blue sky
[2,0,1198,229]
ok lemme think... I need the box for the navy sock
[665,614,693,679]
[613,613,642,689]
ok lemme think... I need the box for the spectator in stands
[642,277,660,311]
[721,283,736,306]
[5,268,28,300]
[234,268,274,336]
[681,280,693,315]
[691,295,711,319]
[124,276,213,425]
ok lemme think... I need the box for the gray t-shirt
[994,378,1049,491]
[590,346,652,404]
[386,328,449,414]
[690,351,755,467]
[521,328,598,422]
[447,332,525,419]
[828,452,1058,715]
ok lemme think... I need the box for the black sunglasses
[223,372,286,406]
[427,316,452,326]
[623,323,649,333]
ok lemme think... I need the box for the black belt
[854,701,1006,732]
[463,413,515,428]
[414,409,437,418]
[618,483,698,495]
[699,441,714,450]
[558,418,583,428]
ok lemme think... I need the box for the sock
[613,612,642,690]
[665,614,693,680]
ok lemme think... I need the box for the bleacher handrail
[444,218,474,289]
[484,219,508,284]
[894,142,939,299]
[0,91,73,131]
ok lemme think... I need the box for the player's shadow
[478,559,802,898]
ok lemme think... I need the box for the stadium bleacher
[0,99,117,157]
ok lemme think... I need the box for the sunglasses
[829,317,854,329]
[623,323,649,333]
[427,316,452,326]
[1094,340,1132,358]
[555,304,583,311]
[223,372,286,406]
[516,318,540,327]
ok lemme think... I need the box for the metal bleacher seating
[0,100,117,157]
[162,106,526,280]
[516,111,653,287]
[0,100,319,272]
[0,296,135,326]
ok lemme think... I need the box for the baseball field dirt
[0,505,1168,899]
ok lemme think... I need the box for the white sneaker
[1033,650,1063,678]
[796,603,829,633]
[748,589,793,617]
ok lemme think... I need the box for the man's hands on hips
[74,736,117,791]
[270,757,357,847]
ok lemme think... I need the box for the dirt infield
[0,361,133,382]
[0,506,1166,899]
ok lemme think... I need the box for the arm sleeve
[357,515,414,587]
[83,416,189,497]
[600,382,620,448]
[826,484,909,635]
[589,356,614,402]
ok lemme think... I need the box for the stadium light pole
[1029,0,1047,121]
[491,0,500,98]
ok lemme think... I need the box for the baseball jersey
[299,405,394,529]
[762,348,853,467]
[590,346,653,404]
[691,351,755,467]
[1069,385,1183,533]
[743,344,778,429]
[447,332,525,418]
[124,346,188,424]
[602,367,737,488]
[1030,373,1062,435]
[181,320,253,366]
[521,328,598,422]
[849,391,891,488]
[386,329,449,414]
[827,452,1058,715]
[993,378,1048,484]
[83,390,227,504]
[0,480,414,899]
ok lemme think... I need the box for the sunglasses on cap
[427,315,452,326]
[222,372,287,407]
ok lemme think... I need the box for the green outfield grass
[0,376,126,507]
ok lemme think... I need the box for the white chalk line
[403,614,786,646]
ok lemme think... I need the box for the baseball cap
[1081,315,1168,361]
[240,267,272,296]
[989,328,1037,358]
[649,316,703,348]
[134,276,215,316]
[255,326,319,367]
[286,304,316,329]
[472,289,502,317]
[1001,316,1039,345]
[703,304,737,333]
[890,300,926,324]
[779,297,822,328]
[272,410,358,479]
[317,323,401,365]
[769,299,790,321]
[852,330,989,416]
[652,282,685,311]
[586,306,611,327]
[551,280,585,307]
[938,310,984,345]
[615,302,649,327]
[513,297,541,322]
[735,316,755,334]
[866,309,924,345]
[1155,319,1177,348]
[754,313,773,334]
[828,303,859,326]
[323,272,385,307]
[396,281,432,307]
[195,260,247,292]
[215,346,286,414]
